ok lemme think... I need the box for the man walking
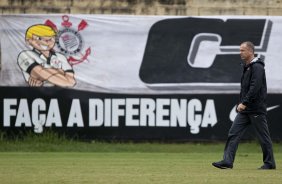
[212,41,276,169]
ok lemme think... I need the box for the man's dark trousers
[223,113,276,168]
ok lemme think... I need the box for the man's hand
[237,103,246,112]
[28,76,43,87]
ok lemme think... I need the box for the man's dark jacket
[239,57,267,114]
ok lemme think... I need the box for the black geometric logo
[139,18,272,90]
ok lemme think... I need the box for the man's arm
[30,65,76,87]
[241,64,264,106]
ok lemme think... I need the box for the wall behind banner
[0,0,282,16]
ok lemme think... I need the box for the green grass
[0,132,281,184]
[0,151,281,184]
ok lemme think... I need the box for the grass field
[1,151,281,184]
[0,133,281,184]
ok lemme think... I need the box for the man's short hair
[241,41,255,53]
[25,24,56,40]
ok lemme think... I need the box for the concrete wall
[0,0,282,15]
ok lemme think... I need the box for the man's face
[27,35,55,51]
[240,44,253,62]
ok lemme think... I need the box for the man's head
[25,24,56,51]
[240,41,255,64]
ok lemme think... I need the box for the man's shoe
[258,165,276,170]
[212,160,233,169]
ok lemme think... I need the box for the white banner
[1,15,282,94]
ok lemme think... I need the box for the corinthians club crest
[45,15,91,65]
